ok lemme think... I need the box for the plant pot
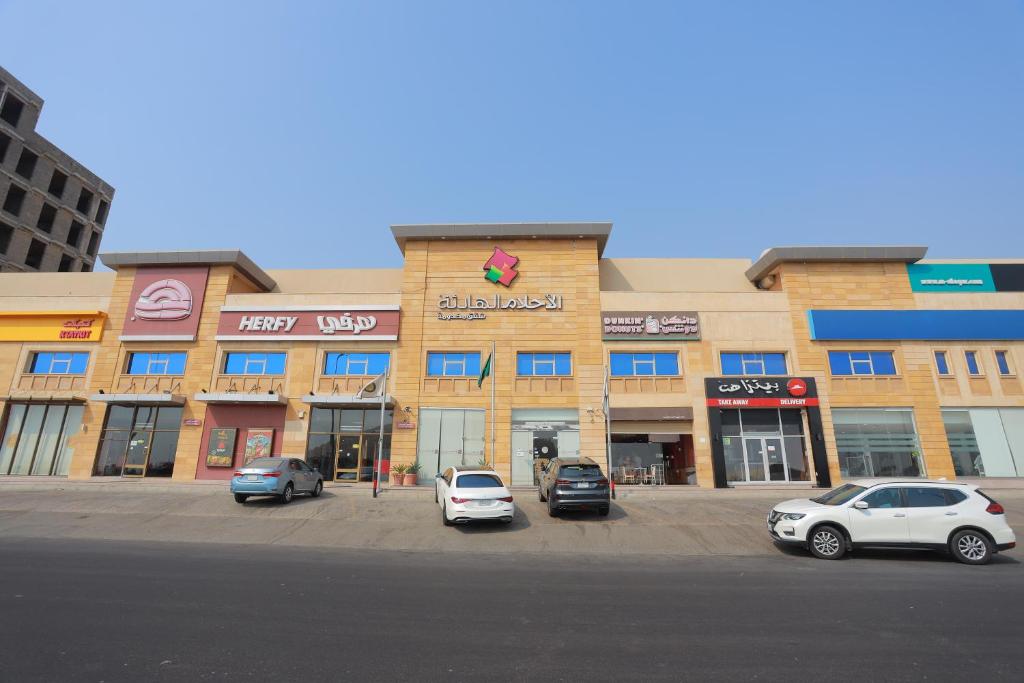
[389,472,403,487]
[402,473,418,486]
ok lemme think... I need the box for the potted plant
[403,463,420,486]
[389,463,407,486]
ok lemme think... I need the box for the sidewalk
[0,478,1021,558]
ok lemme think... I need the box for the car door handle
[893,513,907,518]
[945,511,958,516]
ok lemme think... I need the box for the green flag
[477,352,492,388]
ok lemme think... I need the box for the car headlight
[781,513,806,521]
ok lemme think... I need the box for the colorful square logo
[483,247,519,287]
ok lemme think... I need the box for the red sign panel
[706,397,820,407]
[120,267,209,341]
[216,308,400,340]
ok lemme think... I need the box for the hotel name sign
[437,293,563,321]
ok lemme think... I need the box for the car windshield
[811,483,867,506]
[245,458,283,469]
[456,474,503,488]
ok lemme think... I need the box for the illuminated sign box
[0,311,106,342]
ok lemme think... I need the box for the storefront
[415,408,485,482]
[0,402,84,476]
[92,403,184,477]
[196,403,287,480]
[306,406,393,482]
[510,408,580,485]
[608,407,695,485]
[833,408,924,479]
[705,377,829,488]
[942,408,1024,478]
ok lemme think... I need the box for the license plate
[473,500,492,507]
[246,475,258,481]
[577,482,592,489]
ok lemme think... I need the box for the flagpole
[373,363,389,499]
[489,340,496,468]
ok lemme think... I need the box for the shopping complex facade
[1,223,1023,489]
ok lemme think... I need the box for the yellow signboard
[0,311,106,342]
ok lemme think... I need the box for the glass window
[517,352,572,376]
[721,352,787,376]
[965,351,981,376]
[223,352,286,375]
[323,352,390,376]
[942,408,1023,478]
[305,407,393,482]
[28,352,89,374]
[811,483,867,506]
[860,488,903,509]
[609,352,679,377]
[995,351,1011,376]
[833,408,924,478]
[426,352,481,377]
[93,405,182,477]
[126,352,187,375]
[828,351,897,376]
[934,351,950,376]
[903,487,951,508]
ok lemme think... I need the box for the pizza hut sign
[704,377,819,408]
[602,311,701,341]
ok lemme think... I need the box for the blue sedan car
[231,457,323,504]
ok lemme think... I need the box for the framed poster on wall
[244,428,274,464]
[206,428,237,467]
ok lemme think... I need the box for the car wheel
[442,501,453,527]
[950,529,993,565]
[539,486,547,502]
[599,505,610,517]
[280,483,294,504]
[234,494,248,504]
[548,496,559,518]
[809,525,846,560]
[310,481,322,498]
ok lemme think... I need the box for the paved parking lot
[1,479,1022,557]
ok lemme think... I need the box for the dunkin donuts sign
[120,267,209,341]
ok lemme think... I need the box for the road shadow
[549,502,627,522]
[772,540,1020,566]
[237,490,337,508]
[453,507,533,534]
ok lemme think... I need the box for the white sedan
[435,466,515,525]
[768,479,1016,564]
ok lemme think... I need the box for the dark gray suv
[538,457,610,517]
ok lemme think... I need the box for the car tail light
[451,497,470,504]
[233,471,245,477]
[498,496,514,503]
[986,501,1005,514]
[263,471,282,478]
[555,479,572,486]
[596,478,608,487]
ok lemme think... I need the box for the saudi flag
[477,352,492,388]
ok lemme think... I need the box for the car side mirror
[853,501,869,510]
[435,473,443,478]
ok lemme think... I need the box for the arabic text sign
[602,311,701,341]
[0,313,105,342]
[704,376,819,408]
[216,308,400,340]
[437,293,563,321]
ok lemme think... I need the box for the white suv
[768,479,1016,565]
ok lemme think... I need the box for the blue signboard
[808,309,1024,341]
[907,264,995,292]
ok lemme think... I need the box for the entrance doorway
[740,436,785,482]
[416,408,486,484]
[721,409,810,484]
[510,409,580,486]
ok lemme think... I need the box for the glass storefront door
[723,409,810,484]
[416,408,486,484]
[510,409,580,486]
[93,405,183,477]
[305,407,394,482]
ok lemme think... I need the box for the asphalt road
[0,538,1021,682]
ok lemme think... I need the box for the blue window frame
[934,351,950,376]
[426,352,481,377]
[516,353,572,376]
[609,352,679,377]
[995,351,1011,376]
[965,351,981,376]
[126,352,187,375]
[323,352,390,376]
[828,351,897,376]
[223,352,286,375]
[28,351,89,374]
[720,352,787,376]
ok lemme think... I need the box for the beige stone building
[1,223,1023,489]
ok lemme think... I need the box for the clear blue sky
[3,1,1022,268]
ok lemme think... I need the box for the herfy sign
[602,311,701,341]
[704,377,819,408]
[216,306,400,340]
